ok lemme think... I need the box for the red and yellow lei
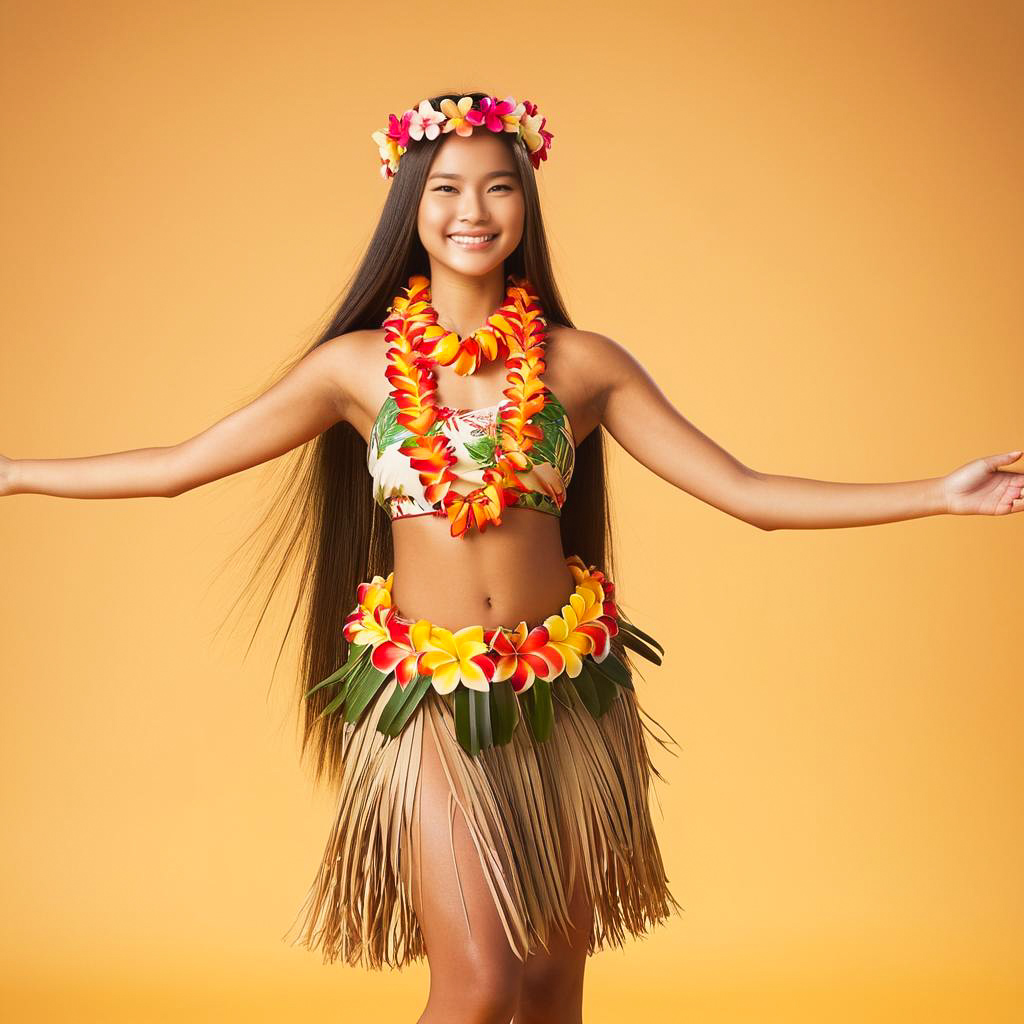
[382,274,550,538]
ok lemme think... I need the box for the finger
[988,451,1024,469]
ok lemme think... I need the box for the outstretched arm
[583,331,1024,530]
[2,334,358,500]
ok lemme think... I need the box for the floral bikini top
[367,393,576,523]
[366,274,576,537]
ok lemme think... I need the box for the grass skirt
[282,632,684,970]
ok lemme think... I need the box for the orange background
[2,1,1022,1021]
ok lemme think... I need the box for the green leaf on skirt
[586,659,622,715]
[318,649,377,718]
[588,651,634,690]
[454,687,493,757]
[341,659,393,724]
[619,628,663,665]
[488,680,520,746]
[617,617,665,655]
[521,678,554,743]
[377,673,432,737]
[571,661,603,718]
[304,642,370,699]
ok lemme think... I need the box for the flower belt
[305,555,664,757]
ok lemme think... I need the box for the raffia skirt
[281,586,684,970]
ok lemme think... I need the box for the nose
[457,188,490,225]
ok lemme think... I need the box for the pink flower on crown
[466,95,521,134]
[499,98,526,132]
[408,99,445,142]
[384,110,413,148]
[372,111,413,178]
[439,96,476,137]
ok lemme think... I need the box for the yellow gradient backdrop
[2,1,1022,1021]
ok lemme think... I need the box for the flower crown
[371,94,554,180]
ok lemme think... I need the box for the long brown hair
[219,92,617,787]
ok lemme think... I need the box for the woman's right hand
[0,454,17,497]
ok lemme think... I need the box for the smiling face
[417,131,526,279]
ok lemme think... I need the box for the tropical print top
[367,391,576,521]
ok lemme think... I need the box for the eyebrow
[427,170,517,181]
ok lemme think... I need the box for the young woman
[4,91,1022,1024]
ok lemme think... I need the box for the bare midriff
[389,506,577,632]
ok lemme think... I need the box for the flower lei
[344,555,619,694]
[306,556,666,756]
[382,274,550,539]
[371,94,553,179]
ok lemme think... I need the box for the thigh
[411,714,526,996]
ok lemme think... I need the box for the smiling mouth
[448,233,499,248]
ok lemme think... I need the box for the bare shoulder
[547,325,637,368]
[314,328,388,438]
[317,327,385,368]
[544,326,639,416]
[314,327,385,395]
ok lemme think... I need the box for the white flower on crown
[407,99,445,141]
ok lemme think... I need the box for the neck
[427,262,508,337]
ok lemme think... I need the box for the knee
[427,957,522,1024]
[518,960,585,1022]
[464,958,522,1022]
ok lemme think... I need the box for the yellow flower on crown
[370,130,404,179]
[519,110,546,155]
[439,96,476,137]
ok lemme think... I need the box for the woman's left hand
[942,451,1024,515]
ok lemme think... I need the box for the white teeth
[450,234,496,245]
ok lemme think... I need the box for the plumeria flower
[343,600,393,649]
[370,130,404,177]
[518,102,548,152]
[465,95,521,133]
[408,99,445,141]
[564,581,618,660]
[542,609,593,678]
[343,573,392,627]
[370,616,432,688]
[439,96,476,136]
[497,98,526,132]
[342,573,395,644]
[385,110,414,147]
[542,578,618,675]
[568,561,619,620]
[417,625,496,694]
[485,621,564,692]
[518,100,553,168]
